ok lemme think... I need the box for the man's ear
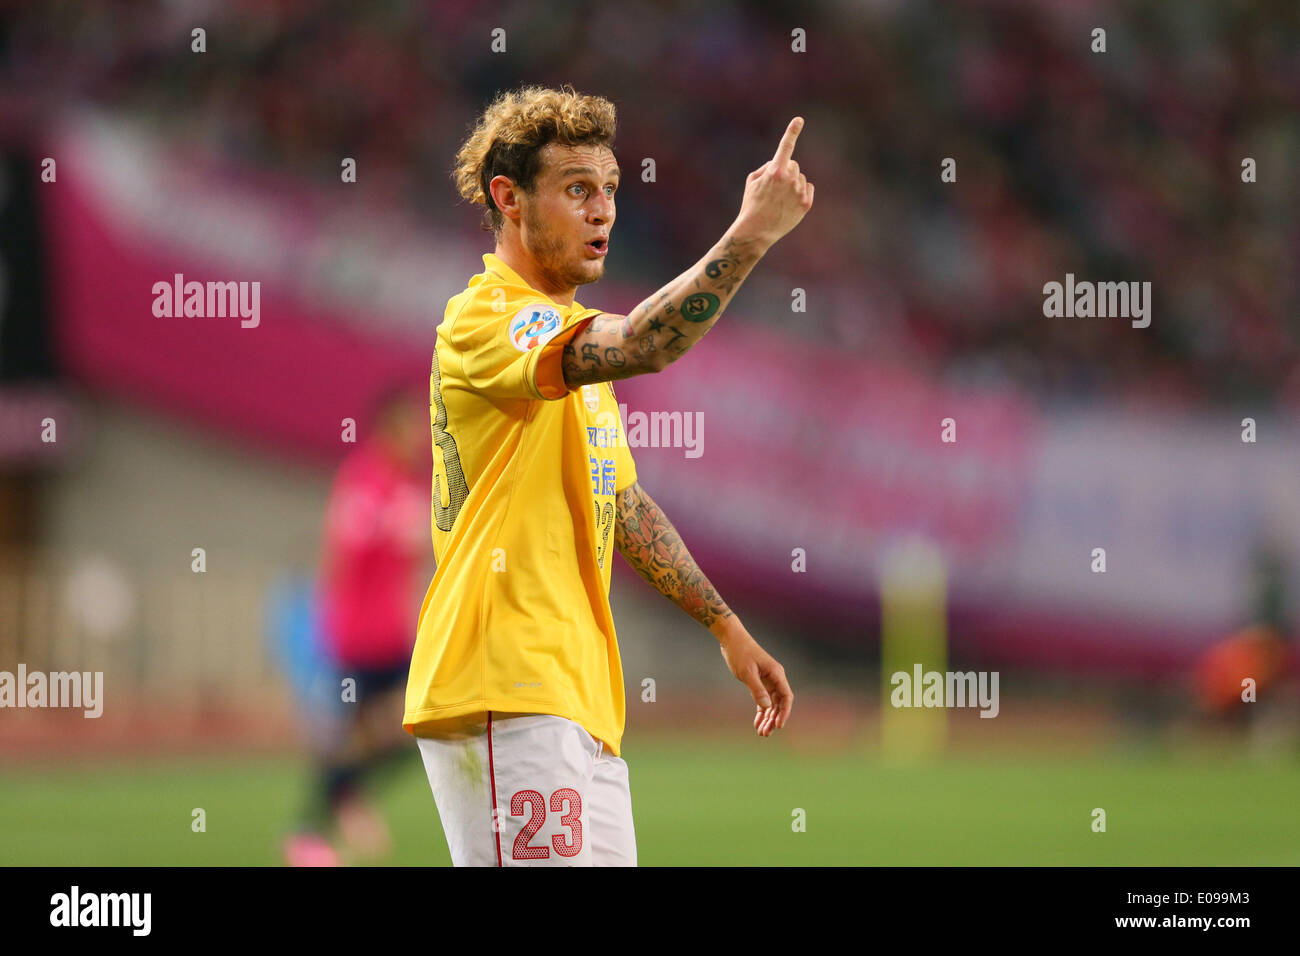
[488,174,521,222]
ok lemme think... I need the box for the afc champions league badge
[581,384,601,412]
[508,303,563,352]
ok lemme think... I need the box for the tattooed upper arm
[562,312,669,389]
[565,234,762,391]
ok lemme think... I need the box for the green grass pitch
[2,736,1297,865]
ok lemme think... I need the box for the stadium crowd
[3,0,1297,408]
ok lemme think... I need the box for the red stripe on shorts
[487,710,503,867]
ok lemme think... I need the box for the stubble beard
[524,204,602,293]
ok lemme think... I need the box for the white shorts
[415,711,637,867]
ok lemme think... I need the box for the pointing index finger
[772,116,804,166]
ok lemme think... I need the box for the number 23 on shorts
[507,788,583,860]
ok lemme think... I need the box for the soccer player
[284,386,429,866]
[407,85,811,866]
[1196,535,1295,730]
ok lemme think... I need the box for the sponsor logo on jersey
[508,304,563,352]
[582,384,601,412]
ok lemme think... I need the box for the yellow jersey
[404,252,638,755]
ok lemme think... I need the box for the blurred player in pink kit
[284,386,430,866]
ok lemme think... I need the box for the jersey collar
[482,253,580,312]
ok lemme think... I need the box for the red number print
[508,787,585,861]
[510,790,549,860]
[549,788,583,857]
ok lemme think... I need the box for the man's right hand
[730,116,815,248]
[562,119,814,390]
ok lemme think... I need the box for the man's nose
[590,194,614,222]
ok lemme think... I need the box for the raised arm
[562,117,814,388]
[613,481,794,736]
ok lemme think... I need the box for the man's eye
[570,184,585,195]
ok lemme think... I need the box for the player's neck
[493,240,575,307]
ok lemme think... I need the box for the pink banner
[616,322,1037,591]
[42,135,428,466]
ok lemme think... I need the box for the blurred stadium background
[2,0,1299,865]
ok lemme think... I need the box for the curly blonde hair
[453,84,617,235]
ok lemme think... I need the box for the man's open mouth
[586,238,608,255]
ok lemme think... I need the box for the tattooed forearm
[561,230,768,387]
[613,482,735,630]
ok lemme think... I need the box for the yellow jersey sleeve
[447,284,600,402]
